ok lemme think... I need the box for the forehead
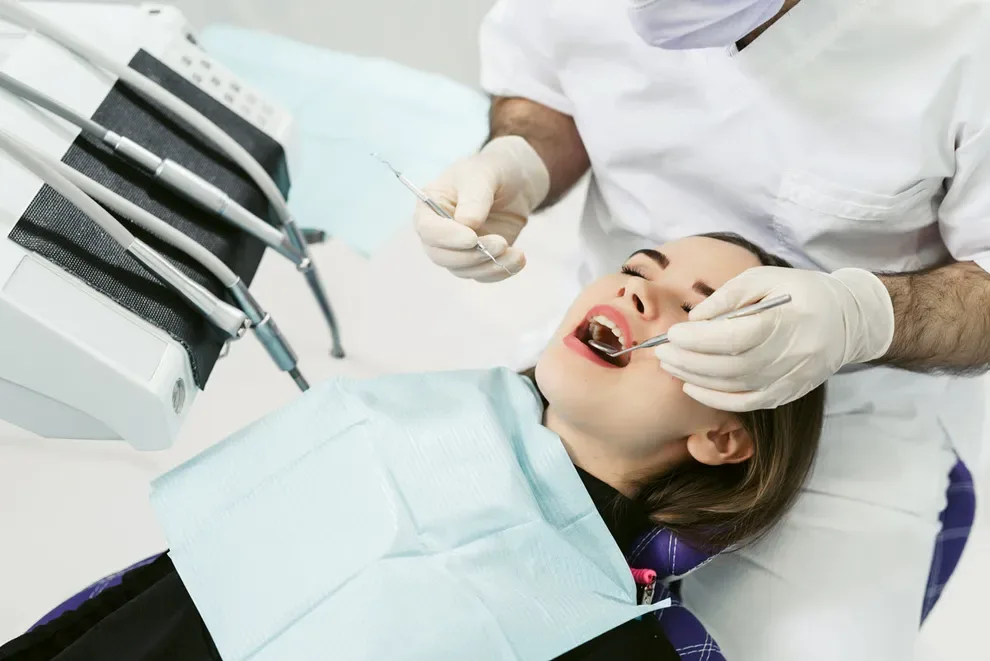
[648,236,763,289]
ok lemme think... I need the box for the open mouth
[571,307,634,368]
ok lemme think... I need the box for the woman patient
[0,233,825,661]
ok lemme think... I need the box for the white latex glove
[654,266,896,412]
[414,135,550,282]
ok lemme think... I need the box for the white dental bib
[151,368,668,661]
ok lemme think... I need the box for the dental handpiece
[0,69,305,263]
[228,280,310,391]
[112,135,345,360]
[0,128,249,340]
[589,294,793,358]
[371,154,513,277]
[111,135,345,360]
[47,157,310,390]
[0,1,345,355]
[0,69,345,359]
[104,133,305,258]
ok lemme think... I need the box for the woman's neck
[543,407,688,499]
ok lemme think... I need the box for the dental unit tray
[0,2,308,450]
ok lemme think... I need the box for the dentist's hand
[654,267,896,411]
[414,136,550,283]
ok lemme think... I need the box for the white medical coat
[479,0,990,658]
[480,0,990,463]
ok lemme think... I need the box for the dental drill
[49,157,310,391]
[0,128,249,342]
[0,0,345,358]
[0,69,305,264]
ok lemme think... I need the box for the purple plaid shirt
[630,527,725,660]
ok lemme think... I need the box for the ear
[685,418,754,467]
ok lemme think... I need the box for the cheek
[615,367,715,434]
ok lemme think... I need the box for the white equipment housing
[0,2,297,450]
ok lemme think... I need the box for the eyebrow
[631,249,669,269]
[628,249,715,298]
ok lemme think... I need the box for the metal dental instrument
[0,129,248,340]
[589,294,792,359]
[0,72,311,388]
[50,158,310,392]
[0,71,304,264]
[371,153,514,277]
[0,0,345,359]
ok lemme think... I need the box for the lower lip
[564,334,620,369]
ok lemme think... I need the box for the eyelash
[621,265,694,313]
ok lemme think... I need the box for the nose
[617,278,656,320]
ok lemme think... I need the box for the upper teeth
[591,315,626,348]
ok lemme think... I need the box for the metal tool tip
[330,345,346,360]
[370,152,399,175]
[587,340,619,357]
[289,367,310,392]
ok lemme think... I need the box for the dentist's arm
[876,261,990,374]
[413,96,589,282]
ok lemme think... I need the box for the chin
[537,342,595,386]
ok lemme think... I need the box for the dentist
[413,0,990,659]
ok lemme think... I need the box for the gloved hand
[414,136,550,282]
[654,267,896,411]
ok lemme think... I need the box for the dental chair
[25,459,976,660]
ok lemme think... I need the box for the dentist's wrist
[830,267,895,363]
[481,135,551,212]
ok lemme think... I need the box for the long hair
[529,232,826,552]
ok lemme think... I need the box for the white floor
[1,1,987,658]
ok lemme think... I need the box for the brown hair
[529,232,826,552]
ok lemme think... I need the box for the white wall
[112,0,496,86]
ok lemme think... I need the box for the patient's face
[536,236,762,470]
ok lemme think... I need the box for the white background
[0,1,986,658]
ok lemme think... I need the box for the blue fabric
[922,458,976,621]
[630,528,724,660]
[150,369,668,661]
[198,26,490,256]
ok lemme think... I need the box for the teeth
[589,315,626,349]
[591,315,616,330]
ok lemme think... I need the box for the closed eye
[621,265,647,279]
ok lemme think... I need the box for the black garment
[0,555,220,661]
[560,470,679,661]
[0,469,677,661]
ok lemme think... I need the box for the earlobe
[685,423,754,466]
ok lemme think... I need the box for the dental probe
[589,294,792,358]
[0,0,344,358]
[371,153,514,277]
